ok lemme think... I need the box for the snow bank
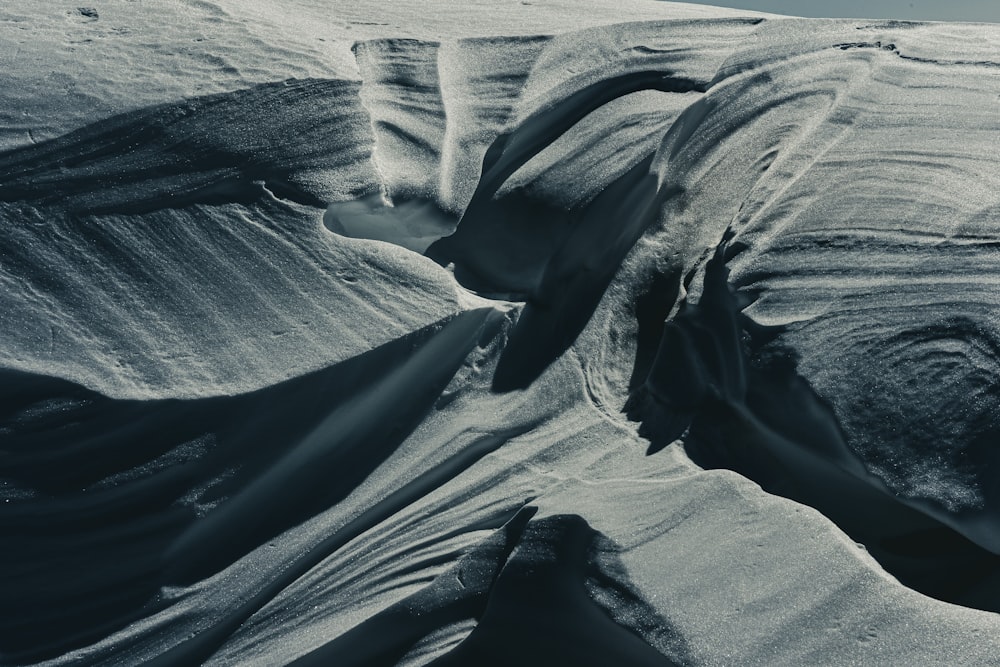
[2,3,999,666]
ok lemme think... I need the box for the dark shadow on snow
[627,231,1000,613]
[0,308,503,662]
[289,510,691,667]
[0,78,373,215]
[427,70,710,391]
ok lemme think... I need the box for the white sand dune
[1,2,1000,665]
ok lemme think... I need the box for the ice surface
[2,2,1000,666]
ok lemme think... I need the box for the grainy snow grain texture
[1,2,999,666]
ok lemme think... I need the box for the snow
[2,2,999,666]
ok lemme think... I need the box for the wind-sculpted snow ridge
[3,6,1000,666]
[625,18,1000,609]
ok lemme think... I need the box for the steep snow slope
[2,3,1000,666]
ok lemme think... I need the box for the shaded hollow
[429,70,707,389]
[628,232,1000,613]
[0,309,502,662]
[290,511,690,667]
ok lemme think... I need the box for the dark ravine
[428,68,708,389]
[427,69,707,297]
[627,233,1000,612]
[490,152,664,391]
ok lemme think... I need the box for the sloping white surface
[2,4,999,667]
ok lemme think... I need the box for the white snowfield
[1,2,999,666]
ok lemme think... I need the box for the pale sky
[686,0,1000,22]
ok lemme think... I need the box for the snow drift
[2,2,1000,665]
